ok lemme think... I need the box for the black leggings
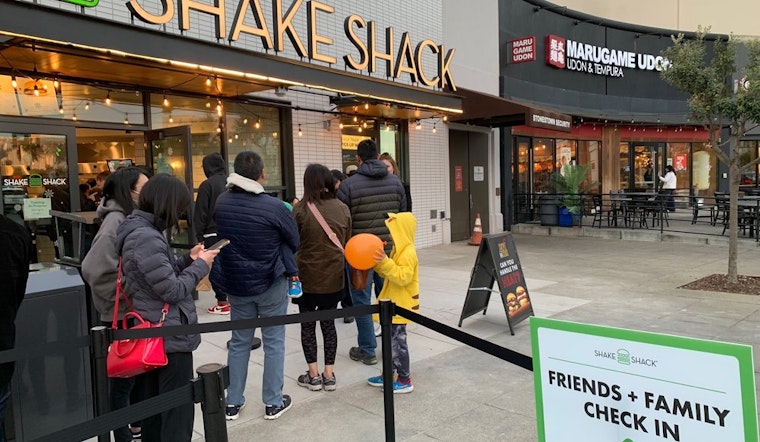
[298,294,339,366]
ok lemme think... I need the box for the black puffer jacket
[193,153,227,242]
[116,210,208,353]
[337,159,407,251]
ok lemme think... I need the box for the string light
[243,118,248,125]
[105,91,111,105]
[255,119,261,129]
[432,123,437,133]
[385,123,390,131]
[443,115,448,122]
[11,76,16,89]
[205,99,211,108]
[163,95,169,107]
[364,103,369,110]
[72,113,77,121]
[362,121,367,128]
[272,132,278,138]
[353,115,358,122]
[53,78,59,89]
[33,83,39,97]
[358,126,363,133]
[339,122,344,129]
[169,114,174,123]
[124,113,129,125]
[298,124,303,137]
[234,133,239,140]
[206,76,213,87]
[58,105,64,114]
[415,120,421,130]
[85,101,90,111]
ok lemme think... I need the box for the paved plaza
[186,232,760,441]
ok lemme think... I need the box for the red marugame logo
[545,35,566,69]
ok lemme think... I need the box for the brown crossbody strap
[307,202,344,253]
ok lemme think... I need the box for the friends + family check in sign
[531,318,758,441]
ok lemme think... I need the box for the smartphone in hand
[207,239,230,250]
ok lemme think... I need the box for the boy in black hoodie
[194,152,231,314]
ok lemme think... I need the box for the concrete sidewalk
[188,233,760,441]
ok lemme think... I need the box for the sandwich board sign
[531,317,758,441]
[458,232,534,334]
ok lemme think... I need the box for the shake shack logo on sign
[545,34,669,78]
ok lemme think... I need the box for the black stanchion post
[378,299,396,442]
[90,325,111,442]
[196,363,230,442]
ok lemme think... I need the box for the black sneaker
[349,346,378,365]
[264,395,292,420]
[297,372,323,391]
[225,401,245,421]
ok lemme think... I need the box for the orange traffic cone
[468,213,483,246]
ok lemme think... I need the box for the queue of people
[79,140,417,440]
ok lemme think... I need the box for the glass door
[145,125,194,245]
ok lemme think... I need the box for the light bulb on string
[33,84,39,97]
[362,121,367,128]
[53,78,59,89]
[353,115,358,122]
[415,120,421,130]
[358,126,363,133]
[163,95,169,107]
[339,122,344,129]
[206,76,213,87]
[11,76,16,89]
[169,114,174,123]
[385,123,390,131]
[85,101,90,111]
[72,113,77,121]
[443,115,448,123]
[243,118,248,125]
[234,133,239,140]
[124,114,129,125]
[432,124,437,133]
[255,119,261,129]
[364,103,369,110]
[298,124,303,137]
[58,105,64,115]
[205,100,211,108]
[105,91,111,105]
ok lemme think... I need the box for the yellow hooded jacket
[373,212,419,324]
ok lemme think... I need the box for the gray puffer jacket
[337,159,407,252]
[115,210,208,353]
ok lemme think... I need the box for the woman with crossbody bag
[292,164,351,391]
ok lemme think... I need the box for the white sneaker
[374,324,382,337]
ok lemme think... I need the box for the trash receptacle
[539,195,560,226]
[8,263,92,441]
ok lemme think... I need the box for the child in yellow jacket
[367,212,419,393]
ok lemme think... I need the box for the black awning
[450,88,530,127]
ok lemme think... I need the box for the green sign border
[530,317,758,442]
[59,0,99,7]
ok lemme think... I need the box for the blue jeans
[347,266,383,356]
[227,276,288,407]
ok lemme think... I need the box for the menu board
[458,232,534,334]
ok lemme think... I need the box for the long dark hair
[138,174,191,233]
[665,165,675,174]
[102,166,144,216]
[302,164,335,204]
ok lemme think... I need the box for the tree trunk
[727,137,740,284]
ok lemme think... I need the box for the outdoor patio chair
[690,195,716,225]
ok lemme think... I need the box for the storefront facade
[0,0,462,259]
[498,0,730,227]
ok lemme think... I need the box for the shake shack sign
[122,0,456,90]
[545,34,668,78]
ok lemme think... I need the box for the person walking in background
[211,151,299,421]
[193,152,231,315]
[116,174,218,442]
[292,164,351,391]
[367,212,419,394]
[331,169,354,324]
[659,165,677,212]
[380,152,412,212]
[0,215,31,442]
[81,166,148,442]
[337,139,407,365]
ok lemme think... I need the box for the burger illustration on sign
[516,286,530,307]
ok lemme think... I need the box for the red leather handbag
[106,258,169,378]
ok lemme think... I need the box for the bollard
[90,325,111,442]
[378,299,396,442]
[196,363,230,442]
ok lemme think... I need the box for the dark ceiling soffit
[0,0,461,112]
[450,88,531,127]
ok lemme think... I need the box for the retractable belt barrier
[7,301,533,442]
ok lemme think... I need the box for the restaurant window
[1,132,69,224]
[619,142,630,191]
[224,102,282,192]
[533,138,554,192]
[579,140,601,192]
[151,94,222,191]
[667,142,690,192]
[555,139,577,170]
[738,140,759,186]
[692,142,716,196]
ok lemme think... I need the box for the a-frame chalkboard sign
[458,232,534,335]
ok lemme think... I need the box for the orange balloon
[345,233,384,270]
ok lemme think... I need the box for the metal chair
[690,195,716,225]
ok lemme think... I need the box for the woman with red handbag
[82,166,148,442]
[115,174,218,442]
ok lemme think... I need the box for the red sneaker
[208,302,231,315]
